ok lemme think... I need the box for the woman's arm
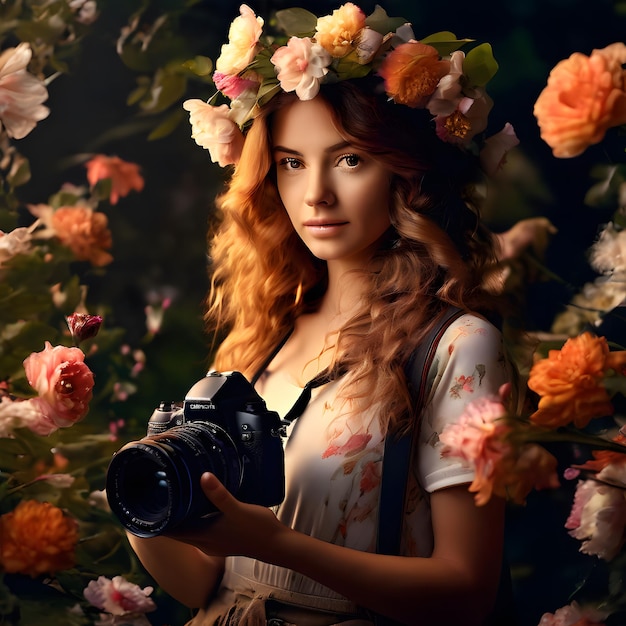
[126,532,225,608]
[177,472,504,626]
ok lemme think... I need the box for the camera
[105,371,285,538]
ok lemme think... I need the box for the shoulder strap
[373,305,463,626]
[376,305,464,557]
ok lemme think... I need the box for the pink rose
[182,100,245,166]
[270,37,331,101]
[23,341,94,431]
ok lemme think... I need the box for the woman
[127,4,516,625]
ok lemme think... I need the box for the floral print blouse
[194,313,510,622]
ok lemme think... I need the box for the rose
[85,154,145,205]
[0,42,49,139]
[315,2,366,58]
[215,4,263,75]
[51,205,114,266]
[213,71,260,100]
[23,341,94,431]
[182,100,245,166]
[533,42,626,158]
[270,37,332,101]
[66,312,103,344]
[378,41,450,108]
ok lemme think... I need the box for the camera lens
[106,422,242,537]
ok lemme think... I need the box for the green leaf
[421,32,475,57]
[0,208,18,232]
[256,82,281,108]
[182,54,213,77]
[332,56,373,81]
[140,70,188,114]
[274,7,317,37]
[463,42,499,88]
[365,6,407,35]
[148,108,186,140]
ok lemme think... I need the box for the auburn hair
[205,79,502,433]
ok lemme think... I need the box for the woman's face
[272,97,392,271]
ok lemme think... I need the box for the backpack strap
[373,305,464,625]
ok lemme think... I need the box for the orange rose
[85,155,144,205]
[378,42,450,108]
[533,42,626,158]
[527,332,626,428]
[51,206,113,267]
[315,3,366,58]
[0,500,78,577]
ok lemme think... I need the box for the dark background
[14,1,626,623]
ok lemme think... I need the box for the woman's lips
[303,219,349,235]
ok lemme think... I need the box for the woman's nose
[304,167,335,207]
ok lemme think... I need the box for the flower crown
[183,3,518,173]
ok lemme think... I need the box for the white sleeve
[416,314,510,493]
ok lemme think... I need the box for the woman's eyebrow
[272,140,352,155]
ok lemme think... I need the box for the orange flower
[315,3,366,58]
[51,206,113,267]
[85,155,144,205]
[528,332,626,429]
[533,42,626,158]
[378,42,450,108]
[0,500,78,577]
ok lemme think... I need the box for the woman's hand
[166,472,289,561]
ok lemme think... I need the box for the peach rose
[23,341,94,431]
[315,3,366,58]
[270,37,332,101]
[534,42,626,158]
[85,155,144,205]
[378,42,450,108]
[0,500,78,577]
[215,4,264,75]
[182,100,245,166]
[0,42,49,139]
[528,332,626,429]
[51,206,113,266]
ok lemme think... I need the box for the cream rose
[215,4,264,75]
[182,100,245,166]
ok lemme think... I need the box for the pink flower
[66,313,103,344]
[538,602,608,626]
[479,123,520,176]
[213,71,260,100]
[215,4,264,75]
[85,155,144,205]
[0,227,33,267]
[270,37,332,101]
[84,575,156,616]
[23,341,94,431]
[0,42,49,139]
[182,100,245,166]
[322,432,372,458]
[565,478,626,560]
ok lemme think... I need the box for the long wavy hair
[205,79,502,433]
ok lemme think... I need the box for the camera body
[105,371,285,538]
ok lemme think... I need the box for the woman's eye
[338,154,361,168]
[279,157,302,170]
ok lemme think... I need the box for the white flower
[427,50,465,116]
[84,576,156,616]
[479,123,520,176]
[0,42,49,139]
[589,222,626,276]
[0,226,33,267]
